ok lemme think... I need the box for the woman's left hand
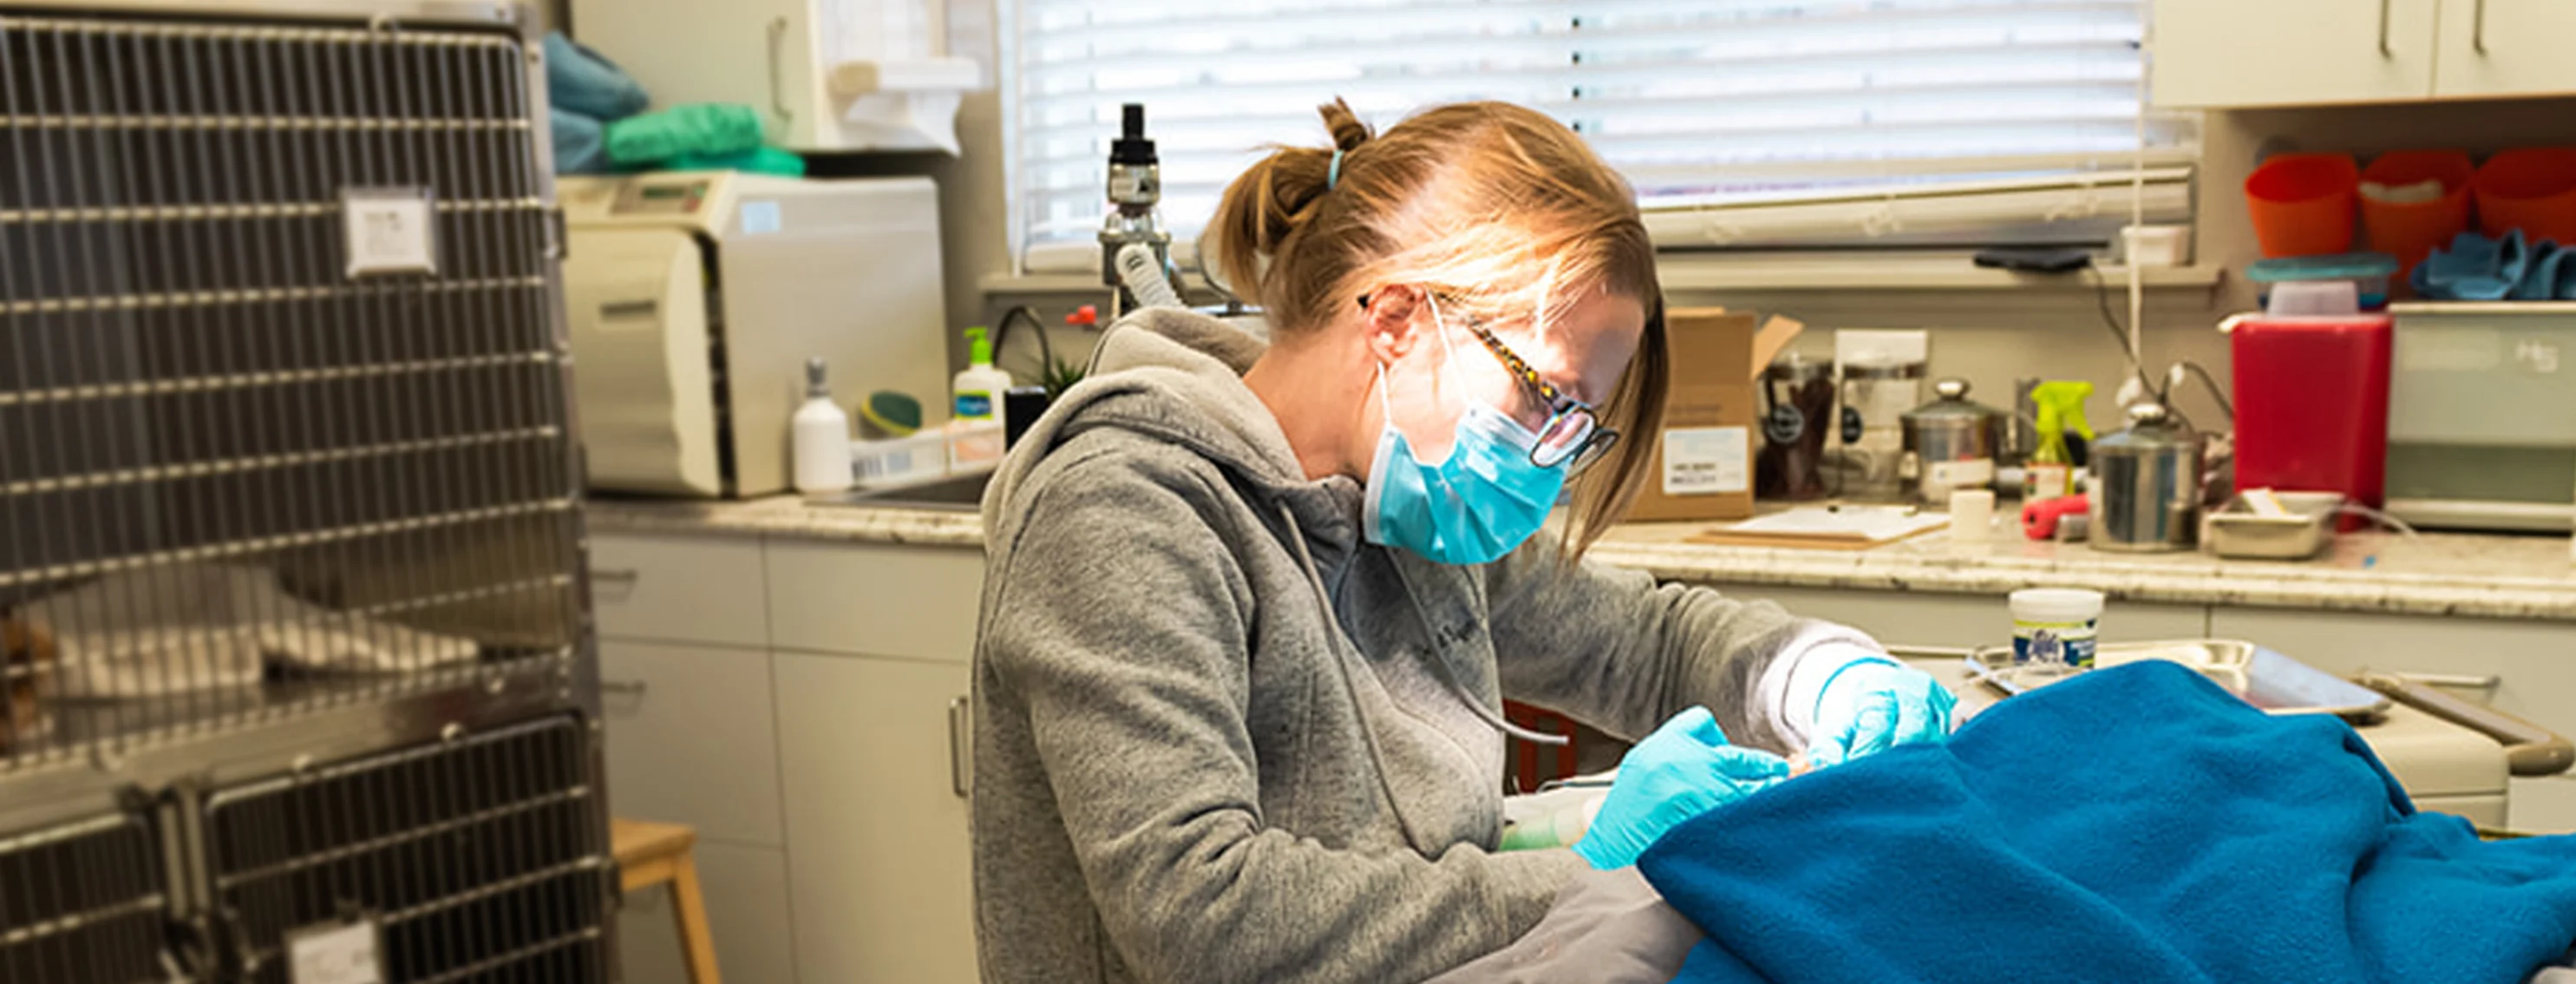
[1804,659,1958,769]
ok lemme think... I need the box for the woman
[971,100,1955,984]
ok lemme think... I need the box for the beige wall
[559,0,2576,430]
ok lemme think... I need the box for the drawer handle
[2359,672,2574,777]
[2473,0,2489,55]
[600,679,649,697]
[2384,671,2501,694]
[2378,0,2393,56]
[948,696,971,799]
[591,568,640,584]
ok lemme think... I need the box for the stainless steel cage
[200,715,607,983]
[0,811,167,981]
[0,2,605,981]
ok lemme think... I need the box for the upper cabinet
[2154,0,2576,108]
[2154,0,2440,108]
[2434,0,2576,99]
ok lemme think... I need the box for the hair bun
[1319,97,1374,154]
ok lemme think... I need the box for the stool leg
[668,855,722,984]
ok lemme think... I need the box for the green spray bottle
[2024,381,2095,502]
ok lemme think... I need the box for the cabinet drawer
[618,840,798,984]
[765,541,984,663]
[591,533,768,646]
[1722,586,2207,650]
[601,640,785,846]
[775,653,977,984]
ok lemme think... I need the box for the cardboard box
[1626,308,1763,522]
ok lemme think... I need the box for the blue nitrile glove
[1571,707,1789,869]
[1803,658,1958,770]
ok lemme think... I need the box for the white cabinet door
[1722,586,2207,650]
[2153,0,2440,107]
[765,541,984,663]
[599,640,787,847]
[2207,607,2576,832]
[775,653,977,984]
[2435,0,2576,98]
[618,841,799,984]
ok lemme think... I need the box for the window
[1007,0,2197,270]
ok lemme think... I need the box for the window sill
[982,257,2227,299]
[1653,253,2226,293]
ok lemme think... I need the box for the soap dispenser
[953,326,1014,429]
[793,358,853,495]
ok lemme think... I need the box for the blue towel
[1638,662,2576,984]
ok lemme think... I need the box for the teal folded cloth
[550,108,608,174]
[606,103,766,167]
[543,33,648,121]
[2413,230,2532,300]
[668,145,807,177]
[2516,240,2569,300]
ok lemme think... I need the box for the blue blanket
[1638,662,2576,983]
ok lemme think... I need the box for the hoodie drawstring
[1382,559,1572,747]
[1278,505,1435,855]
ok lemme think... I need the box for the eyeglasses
[1460,320,1619,475]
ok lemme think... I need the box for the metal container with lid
[1899,378,2007,502]
[2090,403,2205,553]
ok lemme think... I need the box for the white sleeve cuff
[1754,624,1890,745]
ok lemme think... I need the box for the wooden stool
[612,817,721,984]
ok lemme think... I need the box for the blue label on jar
[2012,619,2100,667]
[956,393,992,418]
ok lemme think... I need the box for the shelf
[984,258,2228,299]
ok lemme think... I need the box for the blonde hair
[1209,99,1667,556]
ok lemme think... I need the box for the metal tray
[1965,640,2392,723]
[2204,493,2343,560]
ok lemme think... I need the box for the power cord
[988,305,1059,385]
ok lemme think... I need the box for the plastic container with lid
[2225,313,2391,531]
[2010,588,2104,668]
[2246,253,2400,312]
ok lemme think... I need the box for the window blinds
[1009,0,2195,266]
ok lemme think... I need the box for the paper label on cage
[341,188,437,279]
[741,200,782,236]
[1662,426,1749,495]
[287,920,384,984]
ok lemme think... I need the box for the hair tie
[1328,148,1345,190]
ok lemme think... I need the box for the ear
[1360,284,1427,364]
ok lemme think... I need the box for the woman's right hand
[1570,706,1790,869]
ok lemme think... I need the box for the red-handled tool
[2021,495,2090,541]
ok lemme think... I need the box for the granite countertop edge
[584,499,2576,622]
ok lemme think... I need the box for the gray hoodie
[971,309,1859,984]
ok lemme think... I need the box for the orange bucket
[2475,148,2576,244]
[2359,150,2474,283]
[2246,154,2359,259]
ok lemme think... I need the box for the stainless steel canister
[2089,403,2204,553]
[1899,378,2006,502]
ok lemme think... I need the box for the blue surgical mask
[1362,301,1566,566]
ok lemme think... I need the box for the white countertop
[584,495,2576,623]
